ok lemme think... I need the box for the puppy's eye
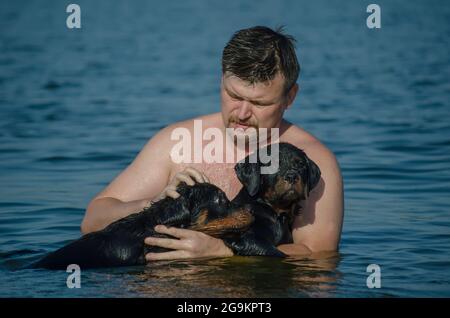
[218,194,228,206]
[293,158,303,167]
[284,171,298,183]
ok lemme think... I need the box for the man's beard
[226,117,260,151]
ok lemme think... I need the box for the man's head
[221,26,300,143]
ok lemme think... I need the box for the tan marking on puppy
[263,176,288,203]
[192,209,209,227]
[190,208,254,237]
[263,176,306,216]
[294,178,307,199]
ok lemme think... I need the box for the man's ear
[234,160,261,197]
[304,157,321,198]
[285,83,299,110]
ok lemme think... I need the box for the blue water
[1,0,449,297]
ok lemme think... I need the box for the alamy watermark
[66,4,81,29]
[366,4,381,29]
[66,264,81,288]
[169,120,280,174]
[366,264,381,288]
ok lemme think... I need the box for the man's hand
[145,167,233,261]
[156,167,210,201]
[145,225,234,261]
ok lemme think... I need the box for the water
[0,0,449,297]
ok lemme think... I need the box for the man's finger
[185,167,206,183]
[154,225,195,239]
[146,250,190,261]
[175,173,195,186]
[144,237,187,250]
[165,189,180,199]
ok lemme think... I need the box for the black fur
[32,143,321,269]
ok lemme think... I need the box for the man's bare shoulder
[282,121,337,162]
[162,112,222,132]
[148,113,221,147]
[141,113,223,175]
[284,122,343,252]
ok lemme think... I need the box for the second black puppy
[33,143,321,269]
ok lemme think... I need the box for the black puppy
[32,143,321,269]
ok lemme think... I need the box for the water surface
[0,0,449,297]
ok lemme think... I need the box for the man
[82,26,344,261]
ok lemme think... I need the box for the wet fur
[32,143,321,269]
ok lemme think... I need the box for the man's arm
[146,143,343,260]
[145,225,234,261]
[81,125,174,234]
[278,144,344,255]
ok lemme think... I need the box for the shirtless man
[81,26,344,261]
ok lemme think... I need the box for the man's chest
[171,162,243,200]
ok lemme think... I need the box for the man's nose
[237,101,252,121]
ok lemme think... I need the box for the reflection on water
[129,254,341,297]
[1,253,341,297]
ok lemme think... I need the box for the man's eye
[254,103,268,108]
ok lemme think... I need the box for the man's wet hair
[222,26,300,94]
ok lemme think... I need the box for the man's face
[221,72,297,144]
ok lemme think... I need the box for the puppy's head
[235,143,321,215]
[176,182,231,216]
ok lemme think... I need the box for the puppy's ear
[304,157,321,198]
[235,160,261,197]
